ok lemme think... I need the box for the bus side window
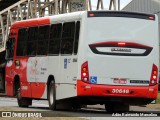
[37,25,50,56]
[61,22,75,55]
[16,28,28,56]
[27,27,38,56]
[49,23,62,55]
[74,21,80,55]
[6,38,15,59]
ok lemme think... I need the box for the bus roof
[10,10,156,29]
[11,11,85,29]
[11,16,50,28]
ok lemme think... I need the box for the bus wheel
[105,103,129,112]
[72,103,81,110]
[17,88,32,107]
[72,103,87,110]
[105,103,115,113]
[115,104,130,112]
[48,81,56,110]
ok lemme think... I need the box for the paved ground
[0,96,160,120]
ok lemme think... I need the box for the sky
[91,0,132,10]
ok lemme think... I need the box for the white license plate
[113,78,127,84]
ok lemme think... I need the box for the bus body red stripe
[77,80,158,99]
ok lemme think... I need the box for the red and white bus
[5,11,159,112]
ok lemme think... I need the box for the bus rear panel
[77,11,159,105]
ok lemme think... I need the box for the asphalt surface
[0,97,160,120]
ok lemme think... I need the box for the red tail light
[149,16,155,20]
[81,61,89,83]
[89,13,95,17]
[118,42,126,46]
[150,64,158,86]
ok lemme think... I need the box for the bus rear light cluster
[150,64,158,86]
[81,61,89,83]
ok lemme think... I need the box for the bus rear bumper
[77,80,158,99]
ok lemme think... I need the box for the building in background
[123,0,160,19]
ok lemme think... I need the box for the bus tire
[105,103,129,112]
[105,103,115,113]
[0,72,4,91]
[17,88,32,107]
[72,103,87,110]
[48,80,56,110]
[116,104,130,112]
[72,103,81,110]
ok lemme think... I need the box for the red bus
[5,11,159,112]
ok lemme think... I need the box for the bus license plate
[113,78,127,84]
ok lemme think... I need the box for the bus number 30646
[112,89,130,94]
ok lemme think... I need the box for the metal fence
[0,0,120,50]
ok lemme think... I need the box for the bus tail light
[81,61,89,83]
[149,16,155,20]
[150,64,158,86]
[89,13,95,17]
[118,42,126,46]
